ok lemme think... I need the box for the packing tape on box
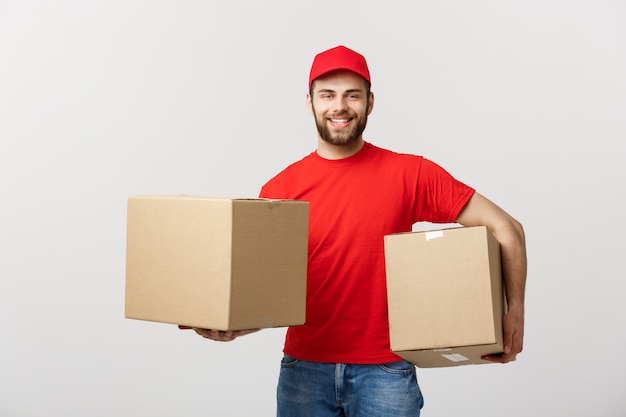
[441,353,470,363]
[425,230,444,241]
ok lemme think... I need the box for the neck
[316,138,365,160]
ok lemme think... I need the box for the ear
[367,92,374,116]
[306,93,314,115]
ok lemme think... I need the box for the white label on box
[425,231,444,241]
[442,353,470,362]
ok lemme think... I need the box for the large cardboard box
[125,196,309,330]
[384,226,504,368]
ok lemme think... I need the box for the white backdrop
[1,1,625,416]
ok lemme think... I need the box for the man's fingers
[191,328,258,342]
[481,353,517,364]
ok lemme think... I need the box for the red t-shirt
[259,142,475,364]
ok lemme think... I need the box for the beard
[311,105,369,147]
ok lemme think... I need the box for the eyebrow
[316,88,364,94]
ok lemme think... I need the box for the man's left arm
[455,192,527,363]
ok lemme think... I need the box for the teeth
[330,118,349,123]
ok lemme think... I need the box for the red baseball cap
[308,45,371,89]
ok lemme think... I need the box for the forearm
[496,218,527,313]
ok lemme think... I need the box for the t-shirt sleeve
[259,171,287,199]
[415,158,475,223]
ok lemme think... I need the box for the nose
[331,96,349,113]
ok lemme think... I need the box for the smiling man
[191,45,527,417]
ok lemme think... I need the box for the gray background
[1,1,624,416]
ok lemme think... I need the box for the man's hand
[178,325,260,342]
[481,308,524,364]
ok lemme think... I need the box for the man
[190,45,527,417]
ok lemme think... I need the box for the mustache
[330,110,353,117]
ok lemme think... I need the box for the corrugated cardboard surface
[125,196,308,330]
[384,226,504,367]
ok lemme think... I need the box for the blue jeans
[277,355,424,417]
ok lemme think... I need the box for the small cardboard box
[125,196,309,330]
[384,226,504,368]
